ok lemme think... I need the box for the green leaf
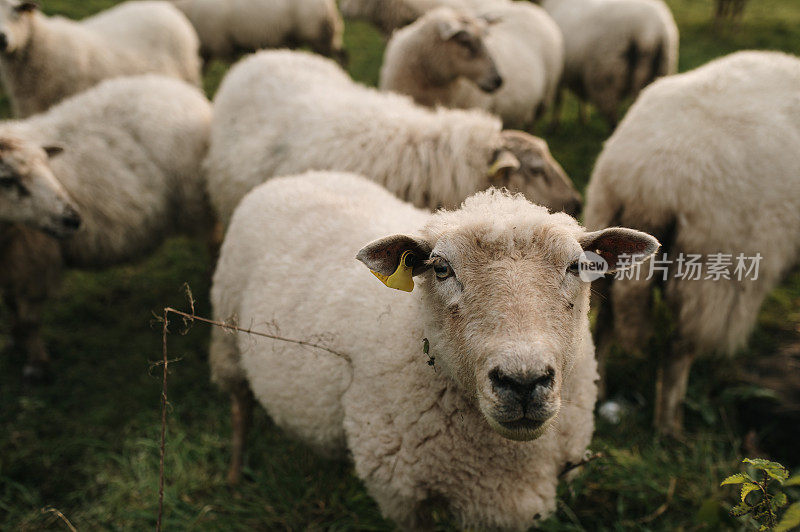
[775,502,800,532]
[741,483,761,502]
[772,492,788,509]
[731,503,753,517]
[785,474,800,487]
[722,473,755,486]
[744,458,789,483]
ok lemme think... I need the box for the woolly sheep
[0,75,212,378]
[0,0,201,117]
[171,0,345,63]
[210,169,659,528]
[340,0,505,35]
[584,51,800,436]
[539,0,678,128]
[205,50,582,228]
[380,3,563,128]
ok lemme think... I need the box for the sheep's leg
[653,344,696,437]
[6,292,49,381]
[227,384,254,485]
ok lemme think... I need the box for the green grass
[1,0,799,530]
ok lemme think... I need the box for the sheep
[170,0,345,64]
[0,0,202,118]
[0,75,212,379]
[539,0,678,128]
[340,0,506,35]
[204,50,582,230]
[379,3,563,128]
[210,169,659,528]
[583,51,800,436]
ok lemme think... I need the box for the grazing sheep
[584,51,800,436]
[340,0,505,35]
[171,0,345,63]
[205,50,581,228]
[0,75,212,378]
[210,169,659,527]
[539,0,678,128]
[380,3,563,128]
[0,0,201,117]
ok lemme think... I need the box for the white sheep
[171,0,345,63]
[204,50,582,228]
[0,75,212,379]
[210,169,659,528]
[539,0,678,128]
[380,3,563,128]
[583,51,800,436]
[0,0,202,117]
[340,0,505,35]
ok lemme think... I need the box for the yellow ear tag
[371,250,415,292]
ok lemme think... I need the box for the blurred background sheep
[584,50,800,437]
[204,50,581,226]
[380,2,564,128]
[539,0,679,128]
[0,75,212,379]
[0,0,798,529]
[0,0,201,117]
[170,0,346,64]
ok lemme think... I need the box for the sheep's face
[0,1,37,54]
[0,137,81,238]
[358,190,658,441]
[425,8,502,92]
[488,131,583,217]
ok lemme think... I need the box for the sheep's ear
[14,1,38,12]
[43,145,64,158]
[356,235,432,292]
[488,149,520,181]
[437,19,463,41]
[580,228,660,272]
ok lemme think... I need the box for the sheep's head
[358,190,658,441]
[0,136,81,238]
[487,130,583,217]
[420,7,502,93]
[0,1,37,54]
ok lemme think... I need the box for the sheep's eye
[566,260,580,275]
[432,257,453,280]
[0,177,17,189]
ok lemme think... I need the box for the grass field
[1,1,799,530]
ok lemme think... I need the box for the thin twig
[559,451,605,478]
[156,309,169,532]
[163,307,351,362]
[154,295,352,527]
[41,507,77,532]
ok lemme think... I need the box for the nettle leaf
[743,458,789,483]
[785,474,800,487]
[722,473,755,486]
[731,503,753,517]
[771,492,788,509]
[775,502,800,532]
[741,483,761,502]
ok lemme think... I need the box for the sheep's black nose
[563,196,583,217]
[0,33,8,52]
[480,73,503,92]
[490,366,554,403]
[61,207,82,230]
